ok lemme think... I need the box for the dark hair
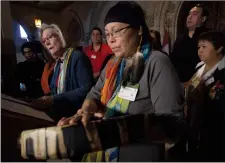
[90,27,103,51]
[194,4,209,18]
[150,30,162,51]
[189,3,209,25]
[198,31,225,55]
[91,27,102,36]
[104,1,152,47]
[21,42,35,55]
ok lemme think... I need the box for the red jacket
[84,44,112,73]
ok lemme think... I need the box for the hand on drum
[57,109,104,126]
[31,96,53,110]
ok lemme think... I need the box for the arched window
[19,25,28,40]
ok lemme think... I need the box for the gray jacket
[86,50,184,161]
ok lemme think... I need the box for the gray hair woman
[39,24,66,58]
[58,1,184,162]
[32,23,94,121]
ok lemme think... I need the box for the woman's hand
[57,99,104,126]
[31,96,53,110]
[57,110,104,126]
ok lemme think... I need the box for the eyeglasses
[42,34,57,44]
[105,25,131,40]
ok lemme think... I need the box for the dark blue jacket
[186,60,225,161]
[50,49,94,121]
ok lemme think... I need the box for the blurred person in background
[84,27,112,80]
[16,41,45,99]
[170,4,211,83]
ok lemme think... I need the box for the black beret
[104,1,145,28]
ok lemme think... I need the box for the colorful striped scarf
[82,43,151,162]
[57,48,74,94]
[50,48,74,95]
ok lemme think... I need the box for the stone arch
[158,1,183,45]
[61,9,84,48]
[84,2,106,45]
[10,8,39,36]
[158,1,169,41]
[11,20,31,62]
[174,2,184,39]
[11,17,33,37]
[173,2,183,40]
[69,10,84,42]
[83,2,95,45]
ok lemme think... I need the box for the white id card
[91,55,97,59]
[118,86,138,101]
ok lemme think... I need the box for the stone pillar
[1,1,19,96]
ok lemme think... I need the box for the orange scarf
[100,57,122,105]
[41,61,56,95]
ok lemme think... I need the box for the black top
[170,26,210,82]
[16,59,45,99]
[186,62,225,161]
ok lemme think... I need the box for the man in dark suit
[170,4,211,83]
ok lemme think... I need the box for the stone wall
[59,1,93,47]
[9,2,93,49]
[9,3,62,62]
[8,1,185,49]
[7,1,189,56]
[10,3,61,34]
[92,1,183,46]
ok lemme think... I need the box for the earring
[136,36,143,53]
[130,35,145,85]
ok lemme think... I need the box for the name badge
[91,55,97,59]
[118,86,138,101]
[20,83,26,91]
[205,77,215,86]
